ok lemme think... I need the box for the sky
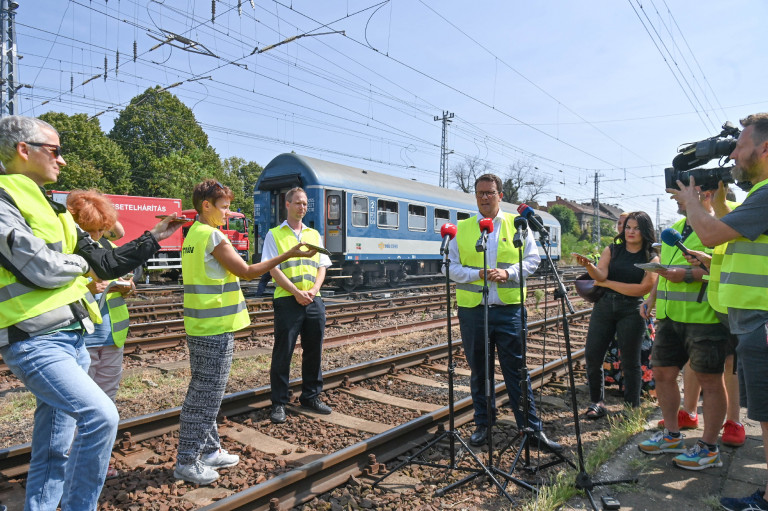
[12,0,768,227]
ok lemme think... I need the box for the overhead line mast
[435,111,454,188]
[0,0,20,116]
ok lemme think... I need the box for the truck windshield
[228,216,247,233]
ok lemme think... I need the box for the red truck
[51,192,250,282]
[181,209,250,261]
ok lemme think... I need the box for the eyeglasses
[475,191,498,198]
[25,142,63,159]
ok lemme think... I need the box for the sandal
[585,403,607,420]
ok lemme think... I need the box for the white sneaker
[173,460,219,485]
[202,448,239,468]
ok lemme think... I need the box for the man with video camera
[670,113,768,511]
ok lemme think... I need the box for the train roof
[258,153,558,223]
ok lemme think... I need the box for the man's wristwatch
[683,267,694,284]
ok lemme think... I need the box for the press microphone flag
[516,203,545,233]
[439,223,457,255]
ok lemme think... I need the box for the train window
[408,204,427,231]
[457,212,471,221]
[434,208,449,232]
[327,195,341,226]
[351,196,369,227]
[377,199,399,229]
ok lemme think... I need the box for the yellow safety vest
[0,174,100,335]
[182,222,250,336]
[455,213,524,308]
[655,218,717,323]
[706,201,740,314]
[718,179,768,311]
[270,224,322,299]
[104,240,130,347]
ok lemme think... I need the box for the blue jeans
[458,305,542,430]
[0,330,119,511]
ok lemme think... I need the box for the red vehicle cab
[181,209,250,261]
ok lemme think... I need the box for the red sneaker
[722,420,746,447]
[657,409,699,430]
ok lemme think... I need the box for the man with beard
[669,113,768,511]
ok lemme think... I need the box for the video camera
[665,121,751,192]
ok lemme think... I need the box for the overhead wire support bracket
[251,30,344,55]
[148,30,218,58]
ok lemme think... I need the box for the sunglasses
[25,142,63,159]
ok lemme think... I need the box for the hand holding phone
[156,214,194,222]
[302,242,332,256]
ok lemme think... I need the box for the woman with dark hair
[174,179,315,485]
[574,211,659,418]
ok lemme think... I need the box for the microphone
[439,223,457,256]
[476,217,494,252]
[660,228,690,256]
[516,203,546,233]
[661,227,709,273]
[513,216,528,248]
[478,217,494,234]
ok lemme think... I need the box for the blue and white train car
[253,153,561,289]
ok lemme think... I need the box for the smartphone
[156,214,194,222]
[571,252,589,260]
[111,281,132,287]
[301,242,332,256]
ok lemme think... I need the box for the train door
[325,190,344,254]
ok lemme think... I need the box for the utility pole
[0,0,19,117]
[656,197,661,241]
[434,111,454,188]
[592,171,600,245]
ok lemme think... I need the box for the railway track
[0,309,593,511]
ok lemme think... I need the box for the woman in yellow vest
[67,189,135,479]
[175,179,314,485]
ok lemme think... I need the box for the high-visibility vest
[0,174,100,338]
[182,222,250,336]
[655,218,717,323]
[455,213,524,308]
[706,201,741,314]
[718,179,768,311]
[103,240,130,347]
[270,224,322,299]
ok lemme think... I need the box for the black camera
[672,121,740,172]
[666,121,751,192]
[664,166,735,192]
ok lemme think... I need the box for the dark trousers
[270,296,326,405]
[458,304,542,430]
[585,292,645,407]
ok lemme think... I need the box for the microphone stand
[373,236,509,498]
[538,229,636,510]
[498,226,574,482]
[435,225,536,499]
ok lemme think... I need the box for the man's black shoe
[532,430,562,453]
[270,404,287,424]
[300,397,332,415]
[469,425,488,446]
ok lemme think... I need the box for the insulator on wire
[133,40,137,62]
[70,75,73,93]
[237,0,242,16]
[104,56,108,81]
[115,50,119,75]
[211,0,215,23]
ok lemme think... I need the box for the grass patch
[0,390,36,422]
[117,370,189,401]
[229,354,272,380]
[522,401,655,511]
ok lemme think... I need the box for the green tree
[548,204,579,235]
[221,156,263,222]
[144,149,223,209]
[39,112,132,193]
[108,86,221,194]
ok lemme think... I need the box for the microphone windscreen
[661,228,682,247]
[514,216,528,229]
[440,223,457,239]
[516,203,530,215]
[478,217,494,233]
